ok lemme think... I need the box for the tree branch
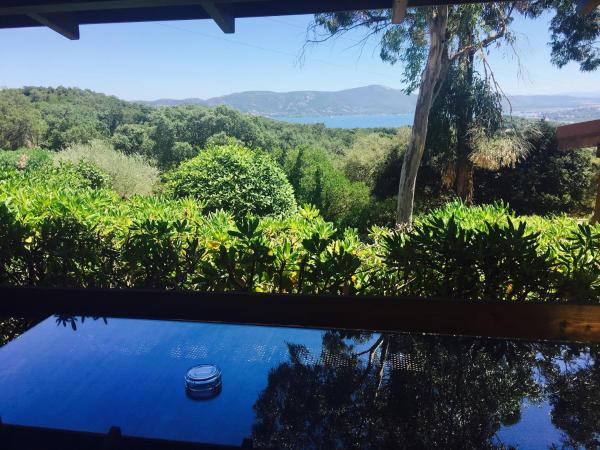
[449,4,515,61]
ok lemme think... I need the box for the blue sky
[0,12,597,100]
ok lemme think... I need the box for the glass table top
[0,316,598,449]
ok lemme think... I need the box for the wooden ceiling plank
[0,1,204,16]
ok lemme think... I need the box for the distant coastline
[274,114,414,128]
[141,85,600,126]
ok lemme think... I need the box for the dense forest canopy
[0,85,595,227]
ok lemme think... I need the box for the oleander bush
[0,166,599,302]
[164,143,297,218]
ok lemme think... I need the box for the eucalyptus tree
[310,4,518,224]
[310,1,599,225]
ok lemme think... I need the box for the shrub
[477,121,595,215]
[68,161,111,189]
[343,129,408,194]
[0,148,52,172]
[380,215,554,301]
[165,143,297,217]
[54,139,159,197]
[170,141,197,165]
[278,146,371,228]
[0,169,598,302]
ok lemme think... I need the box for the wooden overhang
[556,119,600,224]
[1,0,598,40]
[556,119,600,151]
[0,0,459,38]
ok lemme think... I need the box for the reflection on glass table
[0,316,598,449]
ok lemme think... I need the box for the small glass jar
[185,365,222,399]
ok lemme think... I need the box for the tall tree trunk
[454,32,475,205]
[396,6,449,226]
[454,155,474,203]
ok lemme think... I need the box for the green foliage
[0,170,598,303]
[0,148,52,172]
[141,104,365,167]
[68,161,111,190]
[111,123,155,157]
[121,218,203,289]
[554,224,600,302]
[205,132,244,148]
[426,60,511,203]
[20,86,149,149]
[279,146,372,228]
[0,203,27,284]
[170,141,197,163]
[54,140,159,197]
[0,90,46,149]
[378,210,599,302]
[165,143,297,217]
[477,121,595,214]
[1,85,598,230]
[343,129,408,194]
[381,215,553,300]
[0,88,359,169]
[527,0,599,72]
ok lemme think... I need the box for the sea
[275,114,413,128]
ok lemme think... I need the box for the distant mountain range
[140,85,600,122]
[142,85,417,116]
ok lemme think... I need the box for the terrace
[1,1,600,449]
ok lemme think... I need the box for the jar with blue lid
[185,364,222,399]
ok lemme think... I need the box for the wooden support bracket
[200,1,235,33]
[27,12,79,39]
[392,0,408,24]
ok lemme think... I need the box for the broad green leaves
[0,167,598,301]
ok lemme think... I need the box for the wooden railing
[2,287,600,343]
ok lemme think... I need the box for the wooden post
[592,143,600,225]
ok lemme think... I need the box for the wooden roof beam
[27,11,79,39]
[576,0,600,15]
[200,1,234,33]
